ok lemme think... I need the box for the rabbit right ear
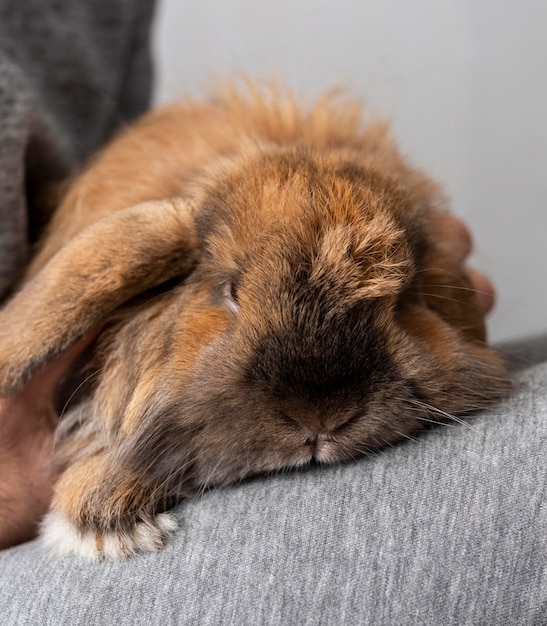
[0,198,199,393]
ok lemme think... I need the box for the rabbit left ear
[0,198,199,393]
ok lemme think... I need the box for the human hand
[431,212,495,314]
[0,335,92,549]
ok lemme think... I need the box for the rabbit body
[0,84,508,559]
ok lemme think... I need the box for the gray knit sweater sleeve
[0,0,156,299]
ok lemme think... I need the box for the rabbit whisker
[406,398,478,432]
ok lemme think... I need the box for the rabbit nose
[281,411,330,433]
[305,433,328,456]
[282,409,358,435]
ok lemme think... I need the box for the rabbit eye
[222,281,240,315]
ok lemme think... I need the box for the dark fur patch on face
[244,270,394,409]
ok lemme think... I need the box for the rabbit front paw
[40,510,178,561]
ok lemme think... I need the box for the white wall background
[152,0,547,342]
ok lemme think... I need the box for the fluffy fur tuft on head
[0,80,509,559]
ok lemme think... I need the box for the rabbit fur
[0,82,509,560]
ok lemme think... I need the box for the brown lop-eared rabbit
[0,82,509,560]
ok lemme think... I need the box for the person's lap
[1,336,546,626]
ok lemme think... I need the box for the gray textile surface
[1,338,546,625]
[0,0,155,298]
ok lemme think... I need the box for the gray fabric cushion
[1,339,546,625]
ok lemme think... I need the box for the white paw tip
[40,510,178,561]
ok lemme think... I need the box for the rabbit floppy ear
[0,198,199,393]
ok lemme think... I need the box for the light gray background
[152,0,547,342]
